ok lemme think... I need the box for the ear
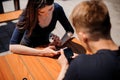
[78,32,88,43]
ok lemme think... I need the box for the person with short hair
[57,0,120,80]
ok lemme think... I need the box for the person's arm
[56,4,74,46]
[57,4,74,34]
[10,28,59,57]
[57,49,69,80]
[57,49,79,80]
[57,64,69,80]
[9,17,59,57]
[9,44,59,57]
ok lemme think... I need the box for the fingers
[43,50,59,57]
[49,34,62,46]
[60,49,64,54]
[58,49,65,59]
[58,49,69,66]
[72,53,79,58]
[48,46,56,50]
[50,34,59,41]
[48,46,61,56]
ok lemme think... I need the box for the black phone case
[63,48,73,63]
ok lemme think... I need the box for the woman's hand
[49,34,62,47]
[40,46,60,57]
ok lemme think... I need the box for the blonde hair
[70,0,111,38]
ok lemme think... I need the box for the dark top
[10,3,74,47]
[64,47,120,80]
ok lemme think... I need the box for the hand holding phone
[63,47,73,63]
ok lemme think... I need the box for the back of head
[71,0,111,39]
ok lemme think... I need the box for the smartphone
[63,47,73,63]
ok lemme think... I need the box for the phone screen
[63,48,73,63]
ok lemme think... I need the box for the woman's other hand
[49,34,62,47]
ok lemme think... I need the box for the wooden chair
[0,10,22,23]
[0,0,21,23]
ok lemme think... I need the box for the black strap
[117,46,120,56]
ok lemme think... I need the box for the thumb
[49,46,56,50]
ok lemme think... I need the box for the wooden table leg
[13,0,20,10]
[0,1,4,13]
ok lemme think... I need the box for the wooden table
[0,38,86,80]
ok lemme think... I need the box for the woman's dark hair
[37,0,54,8]
[17,0,54,36]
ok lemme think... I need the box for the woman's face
[38,4,54,16]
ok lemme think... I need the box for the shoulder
[18,9,26,22]
[54,3,63,11]
[54,3,62,8]
[70,54,88,66]
[71,53,100,65]
[72,49,119,64]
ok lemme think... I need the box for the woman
[9,0,74,57]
